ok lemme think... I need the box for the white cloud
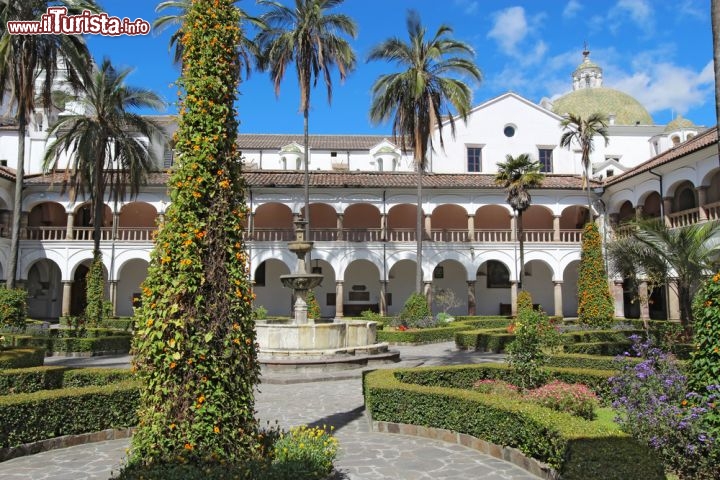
[487,7,529,55]
[610,60,713,117]
[608,0,654,35]
[454,0,479,15]
[562,0,582,19]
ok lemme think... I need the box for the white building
[0,51,715,322]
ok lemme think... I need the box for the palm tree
[495,154,545,291]
[368,10,481,294]
[154,0,264,72]
[559,112,609,216]
[0,0,99,288]
[255,0,357,242]
[607,219,720,328]
[42,58,166,258]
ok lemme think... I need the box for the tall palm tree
[495,154,545,291]
[255,0,357,242]
[0,0,99,288]
[368,10,481,294]
[154,0,264,72]
[607,219,720,328]
[42,58,166,258]
[559,112,609,216]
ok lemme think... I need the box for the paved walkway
[3,343,539,480]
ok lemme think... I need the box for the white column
[335,281,344,319]
[66,212,74,240]
[553,215,561,242]
[510,281,518,317]
[697,186,708,221]
[336,213,344,241]
[613,280,625,319]
[467,214,475,242]
[62,281,73,317]
[667,279,681,321]
[553,281,563,318]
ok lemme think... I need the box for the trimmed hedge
[0,348,45,369]
[563,341,633,356]
[561,329,641,344]
[377,323,471,344]
[0,367,134,395]
[5,334,131,355]
[455,328,514,352]
[455,317,512,329]
[0,380,139,448]
[364,367,663,479]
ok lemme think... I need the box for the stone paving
[2,342,539,480]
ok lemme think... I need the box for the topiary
[129,0,261,469]
[577,222,614,327]
[398,292,431,328]
[84,252,105,327]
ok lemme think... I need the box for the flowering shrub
[472,379,520,397]
[505,291,562,389]
[0,288,27,331]
[609,336,720,479]
[84,252,105,326]
[524,380,598,420]
[306,290,321,320]
[397,292,432,328]
[577,223,614,327]
[690,273,720,422]
[270,425,338,479]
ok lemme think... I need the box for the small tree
[433,287,460,314]
[577,222,614,327]
[398,292,432,328]
[83,252,105,327]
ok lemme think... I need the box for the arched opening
[70,260,109,317]
[343,203,381,241]
[253,203,293,241]
[559,205,589,241]
[523,260,554,313]
[252,259,292,317]
[26,260,62,320]
[387,204,421,241]
[308,258,335,318]
[119,202,157,241]
[705,171,720,220]
[674,181,696,212]
[73,203,112,242]
[641,192,662,218]
[116,259,149,317]
[617,201,635,223]
[300,203,336,241]
[430,259,467,315]
[522,205,553,242]
[387,259,416,315]
[476,260,512,315]
[562,261,580,317]
[27,202,67,240]
[430,205,468,242]
[474,205,511,242]
[343,260,381,316]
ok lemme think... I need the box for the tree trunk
[6,115,26,289]
[678,283,693,331]
[518,209,524,290]
[416,161,423,294]
[303,106,310,244]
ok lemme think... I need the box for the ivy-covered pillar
[129,0,261,469]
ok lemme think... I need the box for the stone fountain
[255,220,399,371]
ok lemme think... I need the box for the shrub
[398,292,431,328]
[306,290,321,320]
[690,273,720,410]
[379,323,471,344]
[360,309,382,321]
[253,305,268,320]
[0,347,45,369]
[577,223,614,327]
[84,252,106,327]
[609,336,720,479]
[0,288,28,331]
[524,380,599,420]
[270,425,338,479]
[472,379,519,397]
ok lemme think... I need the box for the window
[254,262,266,287]
[377,158,383,172]
[467,147,482,172]
[330,151,337,158]
[538,148,553,173]
[606,169,614,177]
[503,125,516,137]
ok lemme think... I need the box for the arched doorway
[253,259,292,317]
[116,259,149,316]
[26,260,62,319]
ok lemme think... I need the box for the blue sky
[85,0,715,134]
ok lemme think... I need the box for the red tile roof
[236,134,397,150]
[26,170,592,190]
[0,166,16,181]
[605,127,718,185]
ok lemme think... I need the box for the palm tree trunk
[303,107,311,271]
[518,209,524,291]
[6,116,26,289]
[678,283,693,331]
[416,162,423,294]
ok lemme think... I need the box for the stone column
[62,281,73,317]
[553,215,561,242]
[379,281,388,316]
[697,186,708,221]
[66,212,75,240]
[19,211,28,239]
[510,215,517,241]
[612,280,625,319]
[553,281,563,318]
[638,280,651,324]
[424,215,432,240]
[663,197,672,227]
[335,281,344,318]
[247,212,254,239]
[112,213,119,240]
[109,281,118,317]
[467,214,475,242]
[667,279,681,321]
[635,204,644,220]
[608,213,619,228]
[380,213,387,241]
[423,281,433,307]
[467,281,476,316]
[336,213,344,241]
[510,281,518,317]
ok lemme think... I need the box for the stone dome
[663,115,695,132]
[552,87,654,126]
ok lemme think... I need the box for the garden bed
[363,366,663,479]
[0,347,45,369]
[3,334,131,356]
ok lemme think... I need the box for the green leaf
[204,332,213,343]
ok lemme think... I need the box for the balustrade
[24,226,156,241]
[343,228,382,242]
[668,208,700,228]
[430,229,469,242]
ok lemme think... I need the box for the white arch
[558,251,582,278]
[335,249,384,279]
[607,189,635,214]
[473,251,516,281]
[21,250,67,280]
[386,251,432,281]
[664,168,698,196]
[522,251,561,281]
[425,250,472,280]
[113,250,151,279]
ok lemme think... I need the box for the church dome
[552,87,654,125]
[663,115,695,132]
[550,47,654,126]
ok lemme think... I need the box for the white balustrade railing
[559,229,583,243]
[388,228,416,242]
[251,228,293,241]
[705,202,720,221]
[25,226,156,241]
[474,230,512,242]
[521,230,554,242]
[668,208,699,228]
[343,228,382,242]
[430,229,469,242]
[309,229,338,241]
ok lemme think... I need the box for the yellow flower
[146,319,154,327]
[184,443,193,450]
[214,426,220,433]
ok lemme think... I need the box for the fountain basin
[256,319,379,352]
[279,273,324,291]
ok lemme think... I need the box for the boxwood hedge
[4,334,131,355]
[0,367,134,395]
[0,380,139,448]
[377,323,471,344]
[0,347,45,369]
[364,367,663,479]
[455,328,514,352]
